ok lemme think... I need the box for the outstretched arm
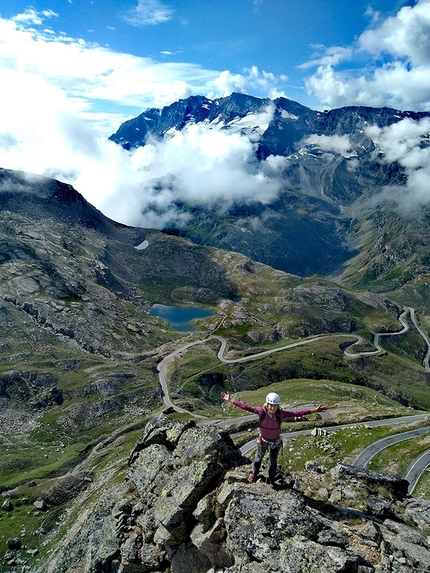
[220,392,261,414]
[282,403,329,419]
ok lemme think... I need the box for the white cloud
[358,1,430,66]
[0,12,203,119]
[94,123,283,227]
[244,66,277,90]
[12,7,58,25]
[304,0,430,111]
[0,10,286,136]
[204,67,281,100]
[121,0,174,27]
[268,87,288,100]
[303,134,353,157]
[299,46,352,70]
[366,117,430,165]
[364,6,382,26]
[198,69,247,99]
[365,116,430,211]
[305,61,430,110]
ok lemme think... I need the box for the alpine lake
[149,304,215,332]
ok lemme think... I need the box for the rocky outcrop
[42,415,430,573]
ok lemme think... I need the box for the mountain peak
[109,92,281,149]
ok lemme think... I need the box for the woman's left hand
[314,404,328,412]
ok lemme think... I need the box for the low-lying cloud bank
[90,123,284,228]
[366,117,430,212]
[1,102,429,228]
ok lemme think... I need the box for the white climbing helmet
[266,392,281,405]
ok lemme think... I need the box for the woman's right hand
[220,391,231,402]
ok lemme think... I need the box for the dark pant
[253,443,280,480]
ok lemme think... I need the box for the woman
[220,391,328,488]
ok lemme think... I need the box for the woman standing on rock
[220,391,328,489]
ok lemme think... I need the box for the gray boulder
[331,462,409,499]
[128,415,249,550]
[33,498,48,511]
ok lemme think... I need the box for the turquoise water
[149,304,214,332]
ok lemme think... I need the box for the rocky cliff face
[42,415,430,573]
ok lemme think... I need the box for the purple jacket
[231,400,314,441]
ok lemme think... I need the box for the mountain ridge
[108,93,430,298]
[110,92,430,154]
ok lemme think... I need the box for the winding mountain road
[156,306,430,492]
[405,449,430,493]
[342,307,409,358]
[409,307,430,371]
[351,425,430,494]
[352,426,430,468]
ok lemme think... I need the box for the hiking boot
[268,478,276,489]
[248,472,257,483]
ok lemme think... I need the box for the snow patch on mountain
[196,103,276,140]
[162,103,275,144]
[303,134,355,157]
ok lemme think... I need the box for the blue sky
[0,0,429,225]
[1,0,427,133]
